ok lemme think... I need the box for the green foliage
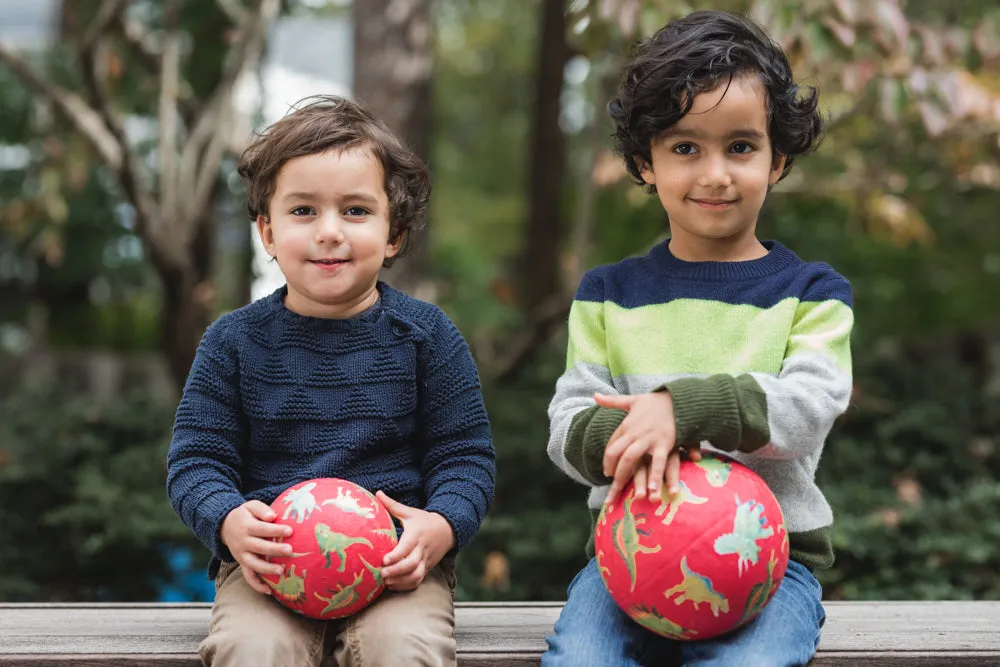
[0,385,201,601]
[819,352,1000,600]
[456,351,593,601]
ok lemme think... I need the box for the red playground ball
[594,453,789,641]
[261,478,397,619]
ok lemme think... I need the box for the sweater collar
[649,239,799,281]
[264,281,403,330]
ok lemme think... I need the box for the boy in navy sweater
[167,95,496,667]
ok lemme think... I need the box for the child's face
[257,147,399,318]
[640,76,785,260]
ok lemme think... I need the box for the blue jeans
[541,558,825,667]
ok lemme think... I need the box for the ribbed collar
[262,281,400,331]
[649,239,800,281]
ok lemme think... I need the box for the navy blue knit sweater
[166,283,495,576]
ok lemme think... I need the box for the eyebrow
[662,127,766,141]
[279,191,381,205]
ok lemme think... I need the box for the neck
[667,227,766,262]
[284,283,381,319]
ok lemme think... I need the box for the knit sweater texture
[167,283,495,576]
[547,240,853,569]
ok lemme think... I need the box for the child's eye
[673,143,698,155]
[290,206,315,216]
[730,142,755,154]
[344,206,371,218]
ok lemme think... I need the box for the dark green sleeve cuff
[565,405,625,485]
[661,375,769,452]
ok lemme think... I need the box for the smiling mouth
[689,198,737,208]
[311,259,349,266]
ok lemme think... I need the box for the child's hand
[376,491,455,592]
[220,500,294,595]
[596,392,680,506]
[632,446,704,502]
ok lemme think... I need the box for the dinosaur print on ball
[262,478,397,619]
[594,453,788,641]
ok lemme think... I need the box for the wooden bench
[1,601,998,665]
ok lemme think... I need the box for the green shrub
[0,384,205,601]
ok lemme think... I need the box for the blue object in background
[155,545,216,602]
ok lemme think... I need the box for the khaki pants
[200,560,457,667]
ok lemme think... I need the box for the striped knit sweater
[547,240,853,569]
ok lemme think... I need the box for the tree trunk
[520,0,569,312]
[158,207,216,394]
[161,270,204,395]
[352,0,434,293]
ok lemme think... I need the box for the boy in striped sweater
[542,11,853,667]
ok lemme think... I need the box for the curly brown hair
[608,11,823,193]
[238,95,430,267]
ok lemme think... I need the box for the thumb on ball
[246,500,277,521]
[376,490,410,519]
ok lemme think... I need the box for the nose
[314,211,345,244]
[697,153,732,189]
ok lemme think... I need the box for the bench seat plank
[1,601,998,665]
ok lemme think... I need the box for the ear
[256,214,275,256]
[638,158,656,185]
[769,153,787,185]
[385,230,404,259]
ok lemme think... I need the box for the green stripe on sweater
[570,298,853,376]
[786,300,853,371]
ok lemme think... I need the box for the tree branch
[115,11,158,69]
[178,0,280,241]
[216,0,250,25]
[190,106,231,220]
[112,11,201,124]
[0,42,122,169]
[158,0,182,229]
[81,0,131,52]
[75,9,162,260]
[489,295,573,385]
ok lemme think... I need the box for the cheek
[272,227,310,254]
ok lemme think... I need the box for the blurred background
[0,0,998,604]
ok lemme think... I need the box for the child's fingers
[383,531,418,567]
[249,520,292,540]
[239,556,278,594]
[385,572,422,591]
[605,448,640,506]
[665,450,682,496]
[647,446,669,496]
[688,444,703,461]
[603,433,628,476]
[605,477,624,507]
[244,500,278,522]
[243,568,273,595]
[247,536,294,559]
[382,548,423,579]
[633,464,649,500]
[593,393,636,411]
[612,441,647,490]
[376,491,415,520]
[241,551,282,577]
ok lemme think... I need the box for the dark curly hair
[608,10,823,191]
[238,95,429,267]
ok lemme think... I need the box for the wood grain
[0,601,997,665]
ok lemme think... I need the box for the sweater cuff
[424,492,481,551]
[565,406,625,485]
[661,376,742,451]
[196,492,247,562]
